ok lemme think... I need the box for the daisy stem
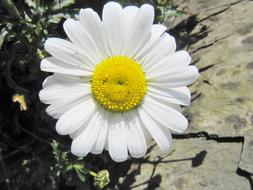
[81,168,97,177]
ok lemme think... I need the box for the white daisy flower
[39,2,199,162]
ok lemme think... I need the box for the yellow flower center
[91,56,147,112]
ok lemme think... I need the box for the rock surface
[110,139,248,190]
[181,0,253,183]
[107,0,253,189]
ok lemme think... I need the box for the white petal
[52,73,89,84]
[150,24,167,39]
[134,24,167,61]
[148,66,199,88]
[123,6,139,24]
[42,73,88,89]
[42,75,56,88]
[39,82,90,104]
[46,97,86,119]
[90,109,109,154]
[40,74,90,119]
[143,96,188,133]
[147,96,182,113]
[142,125,152,142]
[121,6,139,55]
[80,8,109,58]
[125,4,154,57]
[147,86,191,106]
[124,111,147,158]
[108,114,128,162]
[44,38,94,71]
[41,57,91,76]
[104,134,109,151]
[55,98,96,135]
[159,127,173,153]
[102,2,124,55]
[139,33,176,70]
[147,50,191,75]
[71,110,102,157]
[63,19,102,64]
[138,108,171,151]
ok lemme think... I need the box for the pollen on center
[90,56,147,112]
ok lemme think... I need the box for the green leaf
[175,10,184,17]
[48,13,66,24]
[51,0,76,12]
[1,0,21,19]
[25,0,45,16]
[66,165,74,171]
[74,168,86,182]
[73,163,84,171]
[0,27,8,49]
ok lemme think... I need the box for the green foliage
[50,140,88,183]
[1,0,21,19]
[0,1,104,189]
[0,0,79,53]
[94,170,110,190]
[0,27,8,49]
[50,140,110,189]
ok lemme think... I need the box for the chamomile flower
[39,2,199,162]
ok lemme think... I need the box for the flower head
[39,2,199,162]
[94,170,110,190]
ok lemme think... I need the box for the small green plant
[50,140,110,189]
